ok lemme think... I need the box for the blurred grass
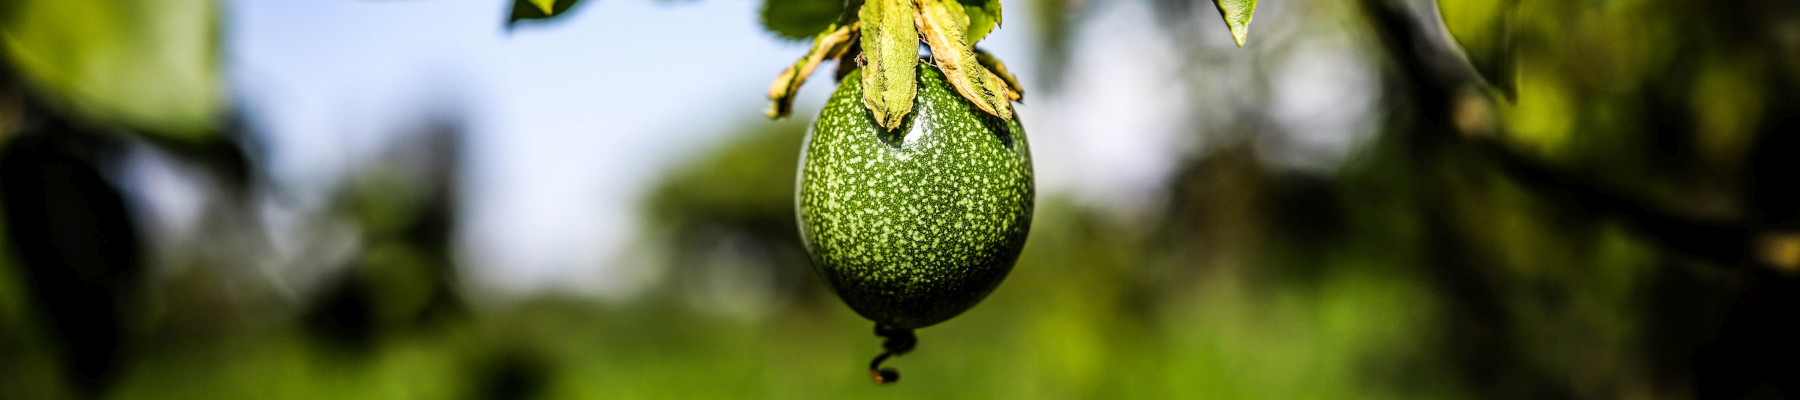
[54,197,1464,400]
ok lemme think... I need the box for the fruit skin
[797,64,1033,329]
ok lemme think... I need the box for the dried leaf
[767,23,861,118]
[834,39,864,82]
[860,0,920,130]
[973,48,1023,102]
[917,0,1012,119]
[1212,0,1256,47]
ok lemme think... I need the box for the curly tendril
[869,325,916,384]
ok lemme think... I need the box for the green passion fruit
[797,63,1034,331]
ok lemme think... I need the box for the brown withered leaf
[915,0,1012,120]
[833,38,863,82]
[973,47,1023,102]
[766,23,860,119]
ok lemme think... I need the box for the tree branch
[1357,0,1800,275]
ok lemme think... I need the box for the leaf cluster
[762,0,1024,130]
[757,0,1257,128]
[503,0,1262,127]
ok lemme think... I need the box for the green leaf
[960,0,1001,44]
[761,0,848,41]
[1,0,221,140]
[859,0,918,130]
[509,0,584,25]
[1212,0,1256,47]
[918,0,1012,119]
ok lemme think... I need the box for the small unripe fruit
[797,64,1034,329]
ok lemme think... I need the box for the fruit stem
[869,325,916,384]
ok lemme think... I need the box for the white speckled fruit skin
[797,64,1034,329]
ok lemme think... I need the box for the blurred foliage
[761,0,847,41]
[0,0,219,140]
[305,123,468,354]
[1443,0,1800,201]
[643,118,823,317]
[1436,0,1516,98]
[0,114,146,398]
[0,208,38,399]
[647,119,806,243]
[1028,0,1079,90]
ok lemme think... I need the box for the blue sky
[222,0,1350,298]
[228,0,1050,295]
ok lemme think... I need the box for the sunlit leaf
[767,23,859,118]
[761,0,848,41]
[960,0,1001,44]
[918,0,1011,119]
[1212,0,1255,47]
[1,0,219,140]
[859,0,917,130]
[509,0,584,25]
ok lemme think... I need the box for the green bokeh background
[4,0,1799,398]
